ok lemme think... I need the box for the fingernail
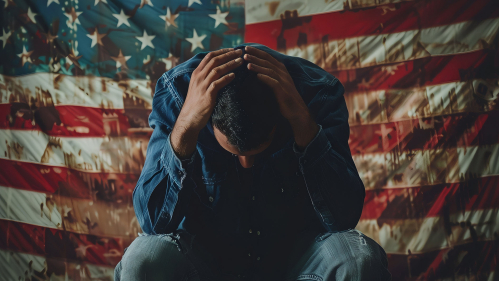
[236,49,243,53]
[235,58,242,63]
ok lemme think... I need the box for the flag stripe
[282,18,499,71]
[0,130,148,174]
[349,111,499,155]
[0,185,140,238]
[1,184,496,256]
[0,104,140,137]
[245,0,414,25]
[0,73,152,109]
[246,0,499,50]
[357,208,499,254]
[0,158,137,201]
[0,219,128,267]
[346,79,498,126]
[361,175,499,220]
[336,50,497,94]
[353,144,499,189]
[386,241,497,279]
[2,136,499,191]
[0,249,115,280]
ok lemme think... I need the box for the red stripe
[361,175,499,220]
[349,111,499,155]
[245,0,499,50]
[386,240,497,280]
[0,158,137,202]
[0,104,142,137]
[335,49,497,93]
[0,220,128,267]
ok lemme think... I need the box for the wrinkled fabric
[114,229,391,281]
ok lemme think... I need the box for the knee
[116,234,190,280]
[339,231,391,280]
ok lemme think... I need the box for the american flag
[0,0,244,279]
[245,0,499,279]
[0,0,498,280]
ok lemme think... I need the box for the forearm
[170,114,200,160]
[288,112,320,151]
[293,123,365,231]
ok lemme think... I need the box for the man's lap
[114,229,391,281]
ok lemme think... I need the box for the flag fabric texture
[0,0,498,280]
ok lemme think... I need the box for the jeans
[114,229,391,281]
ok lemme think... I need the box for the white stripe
[245,0,412,25]
[2,129,499,185]
[0,185,140,238]
[0,250,115,281]
[283,17,499,70]
[346,79,499,126]
[357,208,499,254]
[0,130,148,174]
[353,144,499,189]
[0,72,152,109]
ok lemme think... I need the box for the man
[114,43,391,281]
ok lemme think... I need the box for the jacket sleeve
[132,73,198,235]
[293,78,365,232]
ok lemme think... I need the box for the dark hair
[211,50,280,153]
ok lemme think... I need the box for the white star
[111,49,131,69]
[188,0,202,7]
[0,28,12,48]
[27,7,38,23]
[159,7,178,28]
[185,29,206,52]
[64,7,83,25]
[136,30,155,50]
[86,28,106,47]
[113,9,130,27]
[2,0,14,8]
[162,53,178,70]
[94,0,107,6]
[47,0,59,7]
[17,45,33,66]
[140,0,153,8]
[208,6,228,28]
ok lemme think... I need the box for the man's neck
[238,155,255,168]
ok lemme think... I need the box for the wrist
[171,121,200,160]
[289,114,319,150]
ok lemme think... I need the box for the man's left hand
[243,45,319,150]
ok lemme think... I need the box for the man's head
[211,49,281,157]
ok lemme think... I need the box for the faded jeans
[114,228,391,281]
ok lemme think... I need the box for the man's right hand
[171,48,243,160]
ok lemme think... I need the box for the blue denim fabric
[132,42,365,236]
[114,229,391,281]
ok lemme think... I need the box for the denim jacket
[132,42,365,237]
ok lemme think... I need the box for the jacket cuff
[161,132,196,187]
[293,124,331,168]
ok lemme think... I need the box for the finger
[206,56,244,83]
[256,73,282,96]
[207,73,236,96]
[201,49,243,78]
[244,53,283,74]
[247,63,280,81]
[244,46,282,67]
[197,48,234,71]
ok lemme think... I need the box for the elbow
[333,169,365,231]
